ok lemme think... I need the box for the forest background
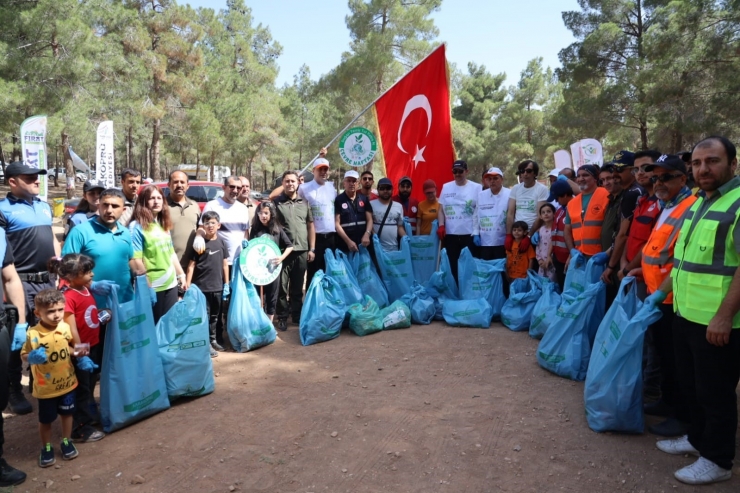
[0,0,738,191]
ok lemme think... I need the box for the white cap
[548,169,559,178]
[344,170,359,180]
[484,167,503,177]
[313,157,329,169]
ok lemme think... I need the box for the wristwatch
[622,267,629,276]
[310,248,316,253]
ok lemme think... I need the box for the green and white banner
[338,127,377,167]
[20,115,48,201]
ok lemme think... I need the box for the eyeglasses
[452,169,464,175]
[203,221,219,227]
[650,173,683,184]
[361,177,374,181]
[378,186,392,191]
[517,168,535,175]
[227,185,242,190]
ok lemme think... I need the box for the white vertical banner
[96,121,115,188]
[20,115,49,202]
[570,138,604,170]
[553,149,572,170]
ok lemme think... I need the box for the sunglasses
[650,173,683,184]
[452,169,464,175]
[517,168,535,175]
[378,186,392,191]
[227,185,242,190]
[362,177,374,181]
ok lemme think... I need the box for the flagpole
[298,44,446,175]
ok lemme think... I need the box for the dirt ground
[2,321,739,493]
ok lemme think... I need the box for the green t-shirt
[564,191,593,225]
[131,221,177,292]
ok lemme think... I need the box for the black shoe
[38,444,55,468]
[211,340,225,352]
[277,319,288,332]
[643,400,672,417]
[7,390,32,415]
[0,458,26,486]
[60,438,79,460]
[71,424,105,443]
[648,418,690,437]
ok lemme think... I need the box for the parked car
[154,181,224,212]
[53,169,87,182]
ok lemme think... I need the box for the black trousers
[443,234,474,285]
[262,278,279,316]
[152,286,178,325]
[306,234,335,286]
[650,304,689,420]
[478,245,506,261]
[216,265,235,344]
[73,343,102,429]
[673,315,740,469]
[552,258,567,293]
[277,251,308,322]
[0,324,9,457]
[202,291,221,343]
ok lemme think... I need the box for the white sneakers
[656,436,732,485]
[656,435,699,456]
[674,457,732,485]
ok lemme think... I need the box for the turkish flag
[374,44,455,203]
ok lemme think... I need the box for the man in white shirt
[437,160,483,283]
[298,156,337,284]
[370,178,405,252]
[505,159,549,250]
[201,176,250,269]
[473,167,510,261]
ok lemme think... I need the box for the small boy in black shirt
[186,211,229,356]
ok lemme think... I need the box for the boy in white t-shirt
[437,160,482,283]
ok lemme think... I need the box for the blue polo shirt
[0,194,55,273]
[62,217,134,307]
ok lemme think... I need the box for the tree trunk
[639,117,649,150]
[62,131,75,199]
[11,134,20,161]
[126,125,133,170]
[150,118,161,181]
[210,149,215,182]
[143,143,149,178]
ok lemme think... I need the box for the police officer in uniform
[0,162,60,415]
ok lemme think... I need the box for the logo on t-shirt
[411,206,417,213]
[342,203,348,209]
[359,201,364,207]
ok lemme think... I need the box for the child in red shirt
[49,254,105,443]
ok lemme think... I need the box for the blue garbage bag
[457,248,506,321]
[433,296,445,321]
[347,295,383,336]
[349,246,389,308]
[373,235,414,302]
[501,271,544,332]
[399,282,435,325]
[529,279,561,340]
[378,300,412,330]
[424,248,459,300]
[585,277,663,433]
[442,298,493,328]
[100,276,170,432]
[299,272,346,345]
[563,251,587,294]
[537,269,606,381]
[155,285,215,400]
[325,249,363,306]
[408,219,439,285]
[227,256,277,352]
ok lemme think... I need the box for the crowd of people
[0,135,737,487]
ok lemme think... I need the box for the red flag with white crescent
[374,44,455,202]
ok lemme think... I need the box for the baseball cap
[547,169,559,178]
[398,176,412,185]
[485,167,504,178]
[344,170,359,180]
[377,177,392,188]
[452,160,468,170]
[423,179,436,192]
[547,180,574,202]
[608,150,636,169]
[4,161,48,177]
[83,180,105,193]
[645,154,687,174]
[313,157,329,169]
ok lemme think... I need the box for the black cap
[608,150,635,169]
[4,161,48,177]
[547,180,573,202]
[83,180,105,193]
[398,175,412,185]
[452,160,468,170]
[645,154,687,174]
[378,177,392,187]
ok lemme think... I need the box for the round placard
[338,127,377,167]
[239,236,283,286]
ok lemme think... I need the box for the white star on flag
[413,144,426,168]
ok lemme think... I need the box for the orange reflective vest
[566,187,610,256]
[641,195,697,304]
